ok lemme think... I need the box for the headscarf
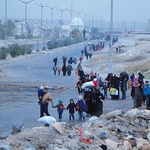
[133,78,140,87]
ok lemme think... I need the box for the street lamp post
[39,3,49,37]
[5,0,7,44]
[88,13,92,29]
[92,15,95,39]
[34,2,49,37]
[57,8,68,46]
[19,0,34,35]
[75,10,83,29]
[82,12,87,28]
[109,0,113,73]
[49,4,57,28]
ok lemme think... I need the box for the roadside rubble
[0,108,150,150]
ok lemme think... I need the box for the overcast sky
[0,0,150,23]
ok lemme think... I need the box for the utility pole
[5,0,7,46]
[19,0,34,36]
[56,8,68,47]
[109,0,113,73]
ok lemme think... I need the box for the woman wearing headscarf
[131,78,143,108]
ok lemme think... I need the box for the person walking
[131,78,143,108]
[40,86,53,118]
[94,89,105,117]
[53,66,57,75]
[138,72,144,86]
[53,57,58,66]
[62,65,67,76]
[76,79,82,94]
[130,73,135,86]
[101,81,108,99]
[66,99,76,121]
[143,81,150,110]
[76,96,88,122]
[58,67,61,76]
[52,100,64,122]
[67,64,73,76]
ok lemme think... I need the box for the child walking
[66,99,76,121]
[58,67,61,76]
[76,96,88,122]
[52,100,64,122]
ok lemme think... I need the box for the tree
[71,29,83,43]
[0,19,16,40]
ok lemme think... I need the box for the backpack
[77,100,88,112]
[59,104,64,111]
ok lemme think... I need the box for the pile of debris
[0,109,150,150]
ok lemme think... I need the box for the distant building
[60,25,71,37]
[70,17,84,31]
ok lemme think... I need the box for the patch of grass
[126,61,150,78]
[126,56,146,62]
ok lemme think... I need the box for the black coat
[67,103,76,114]
[131,86,143,97]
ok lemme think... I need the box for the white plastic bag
[38,116,56,125]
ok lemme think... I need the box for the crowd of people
[37,43,150,124]
[38,85,89,124]
[76,65,150,112]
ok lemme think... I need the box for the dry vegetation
[83,40,150,79]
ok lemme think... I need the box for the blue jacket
[144,84,150,96]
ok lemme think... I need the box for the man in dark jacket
[138,72,144,86]
[53,57,58,66]
[62,65,67,76]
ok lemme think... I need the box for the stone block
[12,120,24,134]
[0,145,10,150]
[0,132,10,140]
[106,110,122,119]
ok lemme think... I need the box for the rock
[0,145,10,150]
[54,139,63,145]
[12,120,24,134]
[141,144,150,150]
[147,133,150,142]
[106,110,122,119]
[84,130,92,136]
[0,132,10,140]
[51,122,65,135]
[87,116,99,122]
[128,138,136,147]
[100,144,107,150]
[126,109,141,119]
[116,116,127,123]
[54,148,68,150]
[136,138,150,150]
[123,141,132,150]
[65,139,79,149]
[105,139,119,150]
[99,132,107,139]
[67,133,74,139]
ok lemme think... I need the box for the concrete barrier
[12,120,24,134]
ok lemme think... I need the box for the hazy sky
[0,0,150,23]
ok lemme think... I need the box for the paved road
[0,42,145,133]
